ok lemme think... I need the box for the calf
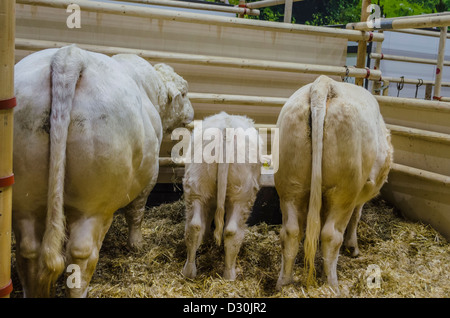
[274,75,393,293]
[182,112,262,281]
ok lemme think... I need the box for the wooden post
[0,0,15,299]
[355,0,371,86]
[425,83,433,100]
[371,31,383,94]
[238,0,245,18]
[382,80,390,96]
[284,0,293,23]
[433,27,448,101]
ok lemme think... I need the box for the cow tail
[214,162,229,246]
[304,75,329,287]
[38,45,84,296]
[214,133,230,246]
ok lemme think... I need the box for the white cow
[182,112,262,281]
[12,45,194,297]
[274,75,393,293]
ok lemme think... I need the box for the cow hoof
[223,269,236,281]
[182,262,197,279]
[128,238,143,252]
[275,275,293,291]
[128,230,143,251]
[343,246,360,258]
[328,284,341,296]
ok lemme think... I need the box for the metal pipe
[346,13,450,31]
[246,0,303,10]
[378,76,450,87]
[111,0,261,16]
[370,52,450,67]
[392,28,450,38]
[15,38,383,80]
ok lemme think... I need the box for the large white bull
[12,45,194,297]
[274,75,393,293]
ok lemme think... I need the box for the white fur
[12,45,194,297]
[274,76,393,293]
[182,112,262,281]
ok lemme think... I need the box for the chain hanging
[396,76,405,97]
[415,79,423,98]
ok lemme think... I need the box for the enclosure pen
[7,0,450,298]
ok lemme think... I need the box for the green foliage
[300,0,450,25]
[259,6,284,21]
[203,0,284,22]
[202,0,449,25]
[245,0,285,22]
[302,0,361,26]
[381,0,433,18]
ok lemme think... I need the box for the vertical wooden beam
[425,83,433,100]
[371,31,383,94]
[0,0,15,299]
[284,0,293,23]
[355,0,371,86]
[238,0,246,18]
[433,27,448,100]
[382,80,390,96]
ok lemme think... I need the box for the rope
[373,82,390,92]
[341,65,350,82]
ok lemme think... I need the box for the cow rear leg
[65,215,113,298]
[182,200,206,279]
[123,198,146,251]
[343,204,363,257]
[321,205,354,294]
[223,203,247,281]
[12,212,46,297]
[124,173,157,251]
[276,200,302,290]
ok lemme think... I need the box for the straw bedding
[10,196,449,298]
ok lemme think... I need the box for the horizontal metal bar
[15,38,382,79]
[110,0,260,16]
[370,53,450,67]
[16,0,383,42]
